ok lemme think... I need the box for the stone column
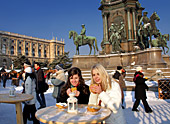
[35,43,38,57]
[47,45,51,59]
[29,42,32,57]
[23,40,25,55]
[132,8,137,40]
[41,44,44,58]
[56,45,58,56]
[103,12,110,54]
[15,39,18,56]
[7,38,10,55]
[127,8,132,40]
[102,12,106,43]
[104,12,109,42]
[62,46,64,55]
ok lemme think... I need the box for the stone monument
[72,0,169,70]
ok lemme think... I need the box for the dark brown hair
[60,67,88,96]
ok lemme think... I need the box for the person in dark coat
[34,62,46,109]
[132,66,153,113]
[1,67,7,88]
[113,66,122,80]
[113,66,126,109]
[2,72,8,88]
[58,67,90,104]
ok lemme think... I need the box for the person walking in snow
[132,66,153,113]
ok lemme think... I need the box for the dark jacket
[35,68,46,93]
[133,71,148,99]
[58,84,90,104]
[113,71,121,80]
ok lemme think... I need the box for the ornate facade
[0,31,65,68]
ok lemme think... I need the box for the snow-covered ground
[0,80,170,124]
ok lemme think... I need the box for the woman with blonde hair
[88,64,126,124]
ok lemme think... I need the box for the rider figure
[80,24,86,45]
[138,12,151,37]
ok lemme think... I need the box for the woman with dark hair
[58,67,90,104]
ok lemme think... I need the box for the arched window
[26,47,29,56]
[32,48,35,56]
[44,49,47,58]
[3,39,6,42]
[11,46,14,55]
[2,44,6,54]
[57,46,60,55]
[11,40,14,43]
[38,44,41,57]
[18,47,21,54]
[3,59,7,67]
[39,49,41,57]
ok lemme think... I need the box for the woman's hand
[66,88,72,96]
[90,84,102,94]
[95,85,102,94]
[89,84,97,93]
[73,90,80,97]
[67,88,80,97]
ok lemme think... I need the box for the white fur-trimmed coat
[24,76,36,105]
[88,80,126,124]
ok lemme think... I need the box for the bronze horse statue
[69,30,98,55]
[151,33,169,54]
[149,12,160,46]
[138,12,160,49]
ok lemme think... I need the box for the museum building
[0,31,65,68]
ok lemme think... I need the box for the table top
[0,93,33,104]
[35,104,111,124]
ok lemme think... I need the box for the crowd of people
[0,61,153,124]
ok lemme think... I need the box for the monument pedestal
[162,55,170,67]
[121,40,135,52]
[104,42,111,54]
[72,48,167,70]
[146,48,167,68]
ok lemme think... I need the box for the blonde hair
[90,64,111,91]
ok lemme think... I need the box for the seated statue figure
[79,24,86,46]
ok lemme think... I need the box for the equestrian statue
[137,12,160,49]
[69,24,98,55]
[136,11,169,54]
[151,33,169,54]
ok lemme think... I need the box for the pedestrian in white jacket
[88,64,126,124]
[23,61,40,124]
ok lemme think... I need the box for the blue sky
[0,0,170,57]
